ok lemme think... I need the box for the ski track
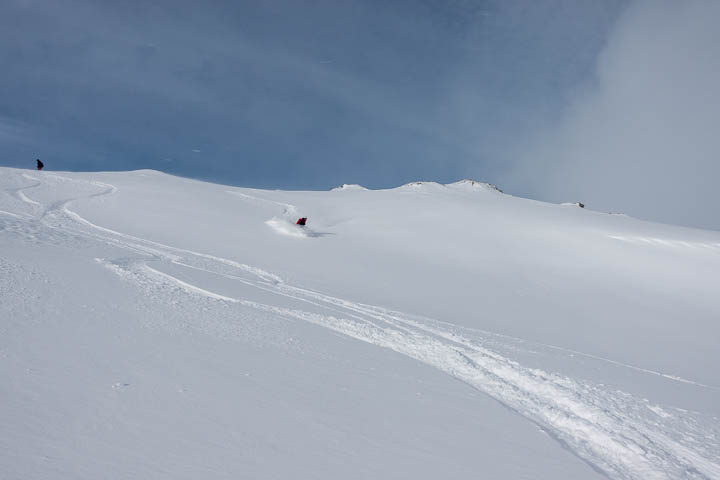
[3,171,720,480]
[609,235,720,252]
[0,209,24,219]
[5,174,42,208]
[227,190,298,216]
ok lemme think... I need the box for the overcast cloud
[503,0,720,229]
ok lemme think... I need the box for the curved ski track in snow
[3,172,720,480]
[6,174,42,209]
[0,209,24,219]
[608,235,720,252]
[227,190,298,216]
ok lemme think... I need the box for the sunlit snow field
[2,167,719,479]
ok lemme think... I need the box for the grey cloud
[504,0,720,230]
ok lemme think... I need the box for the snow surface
[331,184,368,191]
[2,167,720,479]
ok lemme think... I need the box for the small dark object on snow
[296,217,307,226]
[36,159,44,171]
[578,202,585,208]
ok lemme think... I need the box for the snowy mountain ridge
[397,179,503,193]
[2,167,720,480]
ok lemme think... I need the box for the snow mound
[446,179,504,193]
[331,184,368,191]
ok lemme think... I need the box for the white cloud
[506,0,720,229]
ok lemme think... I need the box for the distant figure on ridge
[36,159,44,171]
[296,217,307,226]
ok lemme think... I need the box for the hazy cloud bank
[504,0,720,229]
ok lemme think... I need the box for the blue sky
[2,1,719,229]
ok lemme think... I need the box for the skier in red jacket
[296,217,307,226]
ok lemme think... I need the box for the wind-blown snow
[2,167,719,480]
[265,217,311,238]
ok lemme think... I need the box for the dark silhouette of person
[296,217,307,226]
[36,159,44,171]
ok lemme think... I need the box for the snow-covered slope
[2,167,719,480]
